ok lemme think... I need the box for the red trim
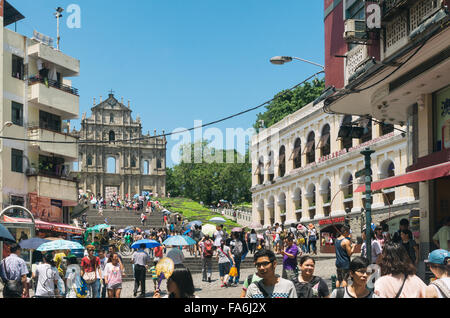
[2,216,84,235]
[355,161,450,192]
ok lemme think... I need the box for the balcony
[28,42,80,77]
[28,77,79,119]
[384,0,445,58]
[27,174,78,202]
[27,126,78,160]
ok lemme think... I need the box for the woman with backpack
[294,255,329,298]
[216,240,235,288]
[199,235,214,283]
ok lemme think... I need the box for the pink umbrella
[257,234,264,240]
[232,227,243,232]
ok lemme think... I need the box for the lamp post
[55,7,64,51]
[270,56,324,69]
[360,148,375,263]
[0,121,13,134]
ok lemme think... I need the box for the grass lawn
[158,197,241,231]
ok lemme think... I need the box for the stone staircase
[84,207,165,230]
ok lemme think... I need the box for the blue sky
[11,0,325,167]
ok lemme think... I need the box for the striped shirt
[150,266,157,279]
[0,254,29,281]
[132,250,150,266]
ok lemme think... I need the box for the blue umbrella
[183,229,191,235]
[37,240,84,252]
[125,230,134,234]
[163,235,196,246]
[19,238,50,250]
[163,210,171,215]
[131,239,161,249]
[133,194,139,199]
[0,224,15,243]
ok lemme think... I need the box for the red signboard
[319,217,345,226]
[0,0,3,18]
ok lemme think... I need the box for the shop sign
[435,86,450,150]
[319,217,345,226]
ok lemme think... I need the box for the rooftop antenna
[55,7,64,51]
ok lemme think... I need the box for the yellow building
[0,2,80,224]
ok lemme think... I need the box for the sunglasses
[255,261,272,268]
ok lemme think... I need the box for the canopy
[209,217,226,224]
[201,224,217,237]
[131,239,161,249]
[2,216,84,235]
[37,239,84,252]
[19,238,50,250]
[0,223,16,243]
[163,235,196,246]
[355,161,450,193]
[86,224,110,234]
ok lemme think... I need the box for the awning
[62,200,78,207]
[355,161,450,192]
[2,216,84,235]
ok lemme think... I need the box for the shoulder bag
[82,257,97,284]
[394,275,408,298]
[2,259,22,297]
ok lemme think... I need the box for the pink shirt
[374,274,426,298]
[104,263,123,287]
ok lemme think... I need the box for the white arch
[379,159,395,179]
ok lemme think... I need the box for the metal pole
[361,147,375,262]
[57,14,60,50]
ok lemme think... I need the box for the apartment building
[0,1,80,224]
[322,0,449,277]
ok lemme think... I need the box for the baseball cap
[424,249,450,265]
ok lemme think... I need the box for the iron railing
[28,75,79,96]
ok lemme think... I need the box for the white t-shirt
[361,239,382,263]
[433,225,450,251]
[250,233,257,244]
[65,264,81,298]
[217,245,231,264]
[214,230,224,247]
[35,263,58,297]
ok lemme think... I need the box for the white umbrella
[209,217,226,224]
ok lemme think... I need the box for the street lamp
[270,56,324,69]
[55,7,64,51]
[0,121,13,134]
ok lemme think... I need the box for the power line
[0,71,325,145]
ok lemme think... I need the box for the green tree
[254,78,325,129]
[166,141,251,205]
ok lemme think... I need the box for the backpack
[431,279,450,298]
[203,240,214,258]
[231,240,243,257]
[294,276,322,298]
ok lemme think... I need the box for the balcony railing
[26,164,78,182]
[28,75,79,96]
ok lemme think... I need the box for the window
[39,110,61,132]
[110,113,114,123]
[144,160,149,174]
[131,156,136,168]
[87,155,93,166]
[319,124,331,157]
[381,122,394,135]
[11,149,23,173]
[109,131,115,142]
[293,138,302,169]
[12,55,24,80]
[157,159,162,169]
[12,102,23,126]
[341,115,353,151]
[278,146,286,177]
[267,151,274,181]
[359,117,372,143]
[257,157,264,185]
[107,157,116,174]
[304,132,315,164]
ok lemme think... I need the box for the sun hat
[424,249,449,265]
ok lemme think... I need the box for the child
[149,261,159,293]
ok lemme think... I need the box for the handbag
[2,260,22,297]
[229,266,238,277]
[82,257,98,284]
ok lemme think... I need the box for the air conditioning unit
[344,19,367,42]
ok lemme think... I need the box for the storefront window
[434,85,450,151]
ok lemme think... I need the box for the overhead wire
[0,71,325,145]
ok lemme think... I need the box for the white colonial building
[250,101,419,253]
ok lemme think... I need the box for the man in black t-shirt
[392,218,412,243]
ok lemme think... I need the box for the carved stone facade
[71,93,166,199]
